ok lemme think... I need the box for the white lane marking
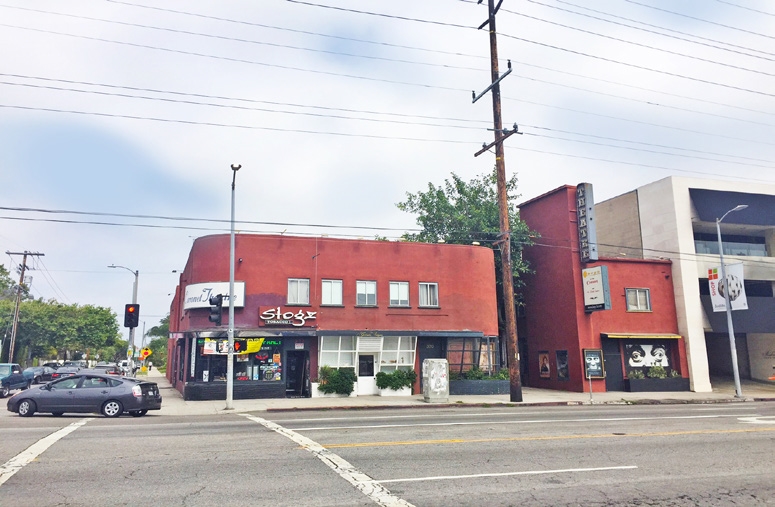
[373,465,638,484]
[738,416,775,424]
[291,414,755,432]
[240,413,414,507]
[0,419,89,486]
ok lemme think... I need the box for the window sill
[320,304,345,308]
[388,305,412,309]
[355,305,379,308]
[418,305,441,309]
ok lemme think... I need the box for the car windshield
[0,365,11,376]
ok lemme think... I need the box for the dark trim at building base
[184,381,286,401]
[449,379,510,395]
[625,378,690,392]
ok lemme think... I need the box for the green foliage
[627,369,646,379]
[669,369,681,378]
[448,370,463,381]
[0,298,119,365]
[396,169,535,282]
[0,264,17,300]
[491,368,510,380]
[376,369,417,390]
[317,366,356,395]
[647,365,668,379]
[146,314,170,339]
[147,337,168,368]
[465,366,487,380]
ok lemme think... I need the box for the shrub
[669,369,681,378]
[627,369,645,379]
[464,366,487,380]
[375,369,417,391]
[491,368,510,380]
[647,365,668,379]
[317,366,356,395]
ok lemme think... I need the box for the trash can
[423,358,449,403]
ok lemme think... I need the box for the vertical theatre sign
[576,183,598,263]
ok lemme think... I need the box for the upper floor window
[626,288,651,312]
[356,280,377,306]
[287,278,310,305]
[389,281,409,306]
[321,279,343,305]
[419,282,439,307]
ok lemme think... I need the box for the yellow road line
[320,427,775,449]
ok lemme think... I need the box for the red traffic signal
[124,304,140,328]
[233,339,247,353]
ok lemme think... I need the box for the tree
[397,168,535,341]
[0,265,15,300]
[147,314,170,340]
[145,315,170,368]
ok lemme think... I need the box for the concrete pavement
[140,367,775,416]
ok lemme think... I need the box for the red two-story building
[167,234,500,400]
[519,185,689,393]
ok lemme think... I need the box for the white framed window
[389,281,409,306]
[419,282,439,307]
[626,288,651,312]
[287,278,310,305]
[379,336,417,373]
[321,279,343,305]
[356,280,377,306]
[319,336,356,368]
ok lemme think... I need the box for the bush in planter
[376,369,417,391]
[627,369,646,380]
[317,366,356,395]
[647,365,668,379]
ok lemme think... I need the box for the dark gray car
[6,373,162,418]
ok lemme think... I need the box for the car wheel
[51,412,64,417]
[18,399,36,417]
[129,410,148,417]
[101,400,123,418]
[0,384,9,398]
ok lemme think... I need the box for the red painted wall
[170,234,499,336]
[519,186,685,392]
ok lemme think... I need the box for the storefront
[167,234,501,400]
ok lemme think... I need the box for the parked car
[119,360,137,376]
[23,366,55,385]
[0,363,29,398]
[7,373,163,417]
[48,367,81,381]
[84,363,122,376]
[62,360,87,368]
[41,362,61,370]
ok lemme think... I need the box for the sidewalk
[141,368,775,417]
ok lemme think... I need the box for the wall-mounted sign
[259,307,317,327]
[708,263,748,312]
[576,183,598,263]
[184,282,245,310]
[583,349,605,379]
[582,265,611,312]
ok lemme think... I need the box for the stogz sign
[259,307,317,327]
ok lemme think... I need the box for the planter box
[449,379,510,395]
[625,377,690,392]
[378,386,412,397]
[310,382,357,398]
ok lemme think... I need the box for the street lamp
[226,163,241,410]
[109,264,139,360]
[715,204,748,399]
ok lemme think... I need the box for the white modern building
[595,176,775,391]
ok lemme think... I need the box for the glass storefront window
[319,336,356,368]
[380,336,416,372]
[194,338,283,382]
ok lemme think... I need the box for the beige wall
[595,190,643,259]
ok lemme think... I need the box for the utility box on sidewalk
[423,359,449,403]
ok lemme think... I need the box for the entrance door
[603,338,624,392]
[357,355,377,395]
[286,351,308,398]
[418,337,444,392]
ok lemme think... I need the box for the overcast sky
[1,0,773,346]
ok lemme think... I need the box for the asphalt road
[1,403,774,506]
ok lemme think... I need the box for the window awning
[601,333,682,340]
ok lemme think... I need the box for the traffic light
[124,304,140,328]
[208,294,223,326]
[233,339,247,353]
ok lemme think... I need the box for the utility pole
[473,0,523,402]
[5,251,44,363]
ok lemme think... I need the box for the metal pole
[226,163,241,410]
[109,265,139,364]
[716,205,747,399]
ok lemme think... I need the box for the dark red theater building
[167,234,500,400]
[519,185,689,393]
